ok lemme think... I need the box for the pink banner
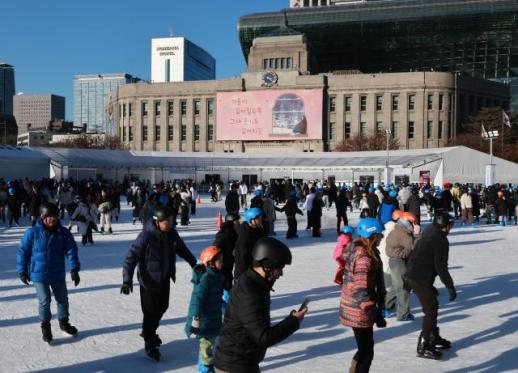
[216,89,323,141]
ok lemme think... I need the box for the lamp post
[384,128,392,185]
[482,127,499,185]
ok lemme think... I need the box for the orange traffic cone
[217,211,223,230]
[197,195,201,204]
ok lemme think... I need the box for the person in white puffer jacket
[460,188,474,226]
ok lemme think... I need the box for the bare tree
[333,130,400,152]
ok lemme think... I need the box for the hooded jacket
[122,220,196,291]
[17,219,80,282]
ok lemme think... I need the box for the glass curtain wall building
[0,63,15,115]
[239,0,518,110]
[74,73,141,134]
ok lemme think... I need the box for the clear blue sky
[1,0,285,120]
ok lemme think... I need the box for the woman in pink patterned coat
[339,218,387,373]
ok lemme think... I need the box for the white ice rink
[1,197,517,372]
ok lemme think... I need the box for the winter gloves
[375,307,387,328]
[71,271,80,287]
[189,317,201,335]
[120,282,133,295]
[448,287,457,302]
[19,273,30,285]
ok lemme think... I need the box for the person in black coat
[29,185,44,225]
[366,191,380,217]
[215,238,307,373]
[121,205,197,361]
[225,184,240,215]
[406,213,456,360]
[407,189,422,225]
[494,192,509,225]
[213,213,240,293]
[335,188,351,234]
[276,192,303,239]
[233,209,266,280]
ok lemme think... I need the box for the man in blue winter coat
[121,205,197,361]
[16,202,81,344]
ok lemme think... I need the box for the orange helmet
[392,210,404,221]
[200,246,221,267]
[401,212,418,225]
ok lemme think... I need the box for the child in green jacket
[185,246,225,373]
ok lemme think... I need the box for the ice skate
[433,327,451,349]
[145,343,161,361]
[59,318,78,336]
[41,321,53,344]
[417,336,442,360]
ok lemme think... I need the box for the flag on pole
[481,123,487,138]
[503,111,511,128]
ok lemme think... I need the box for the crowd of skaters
[7,174,518,372]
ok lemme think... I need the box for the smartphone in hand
[298,298,310,312]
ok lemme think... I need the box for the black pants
[407,279,438,339]
[140,284,170,344]
[287,216,298,238]
[190,201,196,215]
[336,211,348,234]
[352,327,374,373]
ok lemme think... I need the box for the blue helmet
[341,225,354,235]
[423,188,430,193]
[389,190,398,198]
[341,185,348,191]
[255,189,263,197]
[368,187,374,193]
[356,218,384,238]
[244,207,263,223]
[435,190,443,197]
[158,194,169,205]
[8,187,15,195]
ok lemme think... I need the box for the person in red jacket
[340,218,386,373]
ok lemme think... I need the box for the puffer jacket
[378,198,398,225]
[185,266,225,338]
[339,243,385,329]
[214,269,299,372]
[333,233,352,285]
[122,220,197,291]
[16,219,80,282]
[385,223,414,259]
[233,222,266,280]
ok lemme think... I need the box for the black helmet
[39,202,59,217]
[252,237,292,269]
[225,213,240,223]
[153,205,173,221]
[433,213,453,229]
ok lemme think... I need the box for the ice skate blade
[416,352,442,360]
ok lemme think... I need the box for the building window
[128,103,133,117]
[427,121,433,139]
[208,124,214,141]
[129,127,133,141]
[281,58,285,69]
[287,57,292,68]
[142,102,148,116]
[263,59,268,70]
[439,94,444,110]
[168,125,173,141]
[448,93,453,111]
[122,127,126,141]
[155,125,161,141]
[312,0,318,6]
[207,99,214,115]
[304,0,309,6]
[360,122,367,136]
[408,94,415,111]
[269,58,274,68]
[143,126,148,141]
[438,121,443,138]
[344,96,351,112]
[155,102,161,116]
[194,100,201,115]
[391,121,398,139]
[181,125,186,141]
[194,125,200,141]
[408,121,415,139]
[122,104,126,117]
[322,0,327,5]
[275,58,280,69]
[344,122,351,138]
[329,96,336,112]
[376,95,383,111]
[168,101,174,116]
[329,122,335,140]
[360,96,367,112]
[181,100,187,115]
[392,95,399,111]
[376,121,383,132]
[427,94,433,110]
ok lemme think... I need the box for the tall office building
[14,94,65,133]
[151,37,216,83]
[241,0,518,110]
[74,73,141,134]
[0,63,15,115]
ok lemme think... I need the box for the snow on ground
[0,196,517,373]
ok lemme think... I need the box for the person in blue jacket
[121,205,197,361]
[378,190,399,226]
[16,202,80,344]
[185,246,225,373]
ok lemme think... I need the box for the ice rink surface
[1,197,517,372]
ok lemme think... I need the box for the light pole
[384,128,392,185]
[482,126,499,185]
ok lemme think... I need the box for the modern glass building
[74,73,141,134]
[239,0,518,110]
[0,63,15,115]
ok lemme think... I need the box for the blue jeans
[34,280,69,322]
